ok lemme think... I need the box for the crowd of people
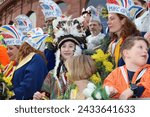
[0,0,150,100]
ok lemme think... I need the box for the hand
[144,32,150,44]
[105,86,118,97]
[119,88,133,100]
[33,91,46,100]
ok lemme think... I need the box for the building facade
[0,0,106,28]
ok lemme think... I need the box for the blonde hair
[16,42,46,62]
[65,55,97,82]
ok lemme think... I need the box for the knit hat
[0,25,25,45]
[25,27,49,50]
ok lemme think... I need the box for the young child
[64,55,97,99]
[104,36,150,99]
[33,18,86,100]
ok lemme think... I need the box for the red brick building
[0,0,106,28]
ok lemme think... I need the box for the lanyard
[120,66,147,84]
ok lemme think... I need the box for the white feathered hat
[52,17,87,78]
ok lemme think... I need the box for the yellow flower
[70,87,78,99]
[91,49,108,62]
[3,77,12,86]
[7,90,14,98]
[45,36,54,43]
[103,61,113,72]
[105,53,111,58]
[0,64,4,72]
[90,74,101,85]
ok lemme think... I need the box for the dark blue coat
[12,54,48,100]
[44,49,55,71]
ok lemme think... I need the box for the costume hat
[53,17,87,79]
[0,25,24,45]
[25,27,49,50]
[106,0,134,18]
[89,14,101,24]
[82,5,98,16]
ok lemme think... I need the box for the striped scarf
[3,61,17,78]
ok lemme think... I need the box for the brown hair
[16,42,46,62]
[120,36,149,59]
[110,14,141,40]
[65,55,97,82]
[137,0,147,5]
[14,45,20,49]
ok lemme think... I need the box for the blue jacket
[12,53,48,100]
[44,49,55,71]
